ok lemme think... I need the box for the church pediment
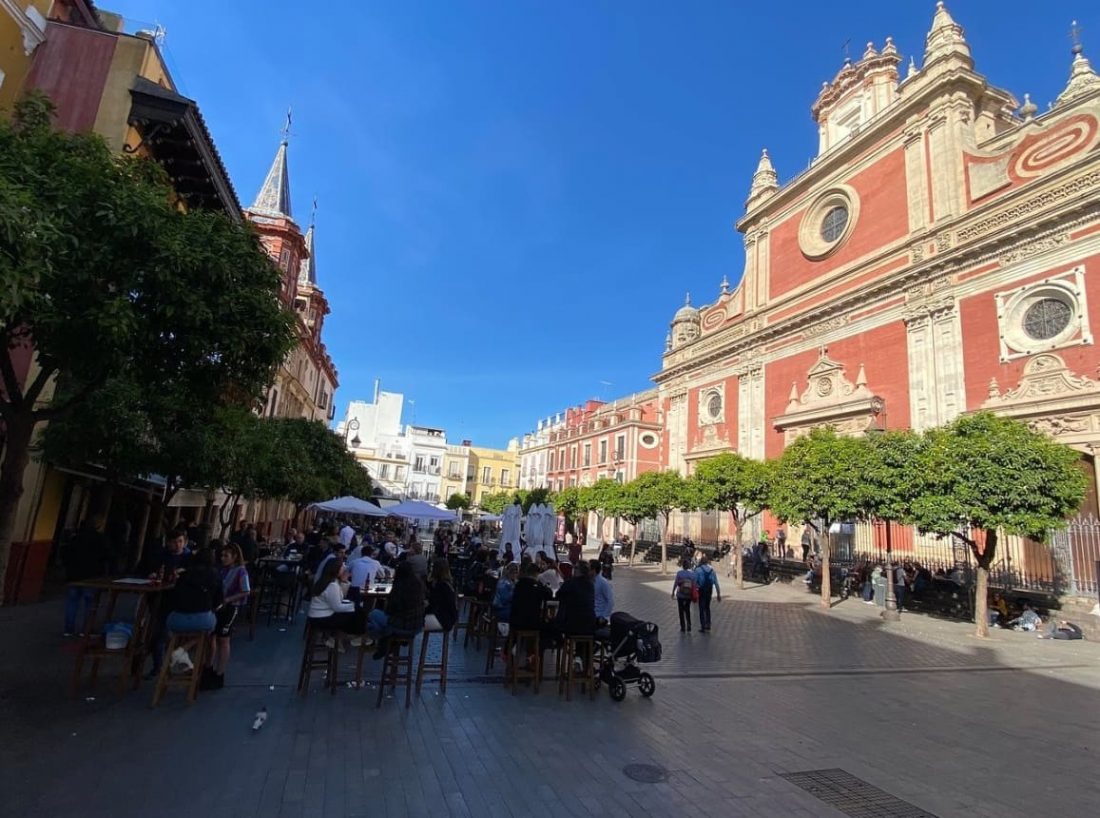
[774,347,884,440]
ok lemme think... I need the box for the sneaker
[63,632,74,638]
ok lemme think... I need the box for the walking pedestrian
[672,557,696,633]
[801,527,812,563]
[693,553,721,632]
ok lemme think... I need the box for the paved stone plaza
[2,567,1099,818]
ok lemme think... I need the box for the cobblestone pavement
[2,566,1099,818]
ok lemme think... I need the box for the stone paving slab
[2,568,1099,818]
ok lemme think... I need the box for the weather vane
[280,107,292,141]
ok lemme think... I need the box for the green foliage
[552,485,582,520]
[626,470,690,523]
[516,487,551,513]
[446,492,471,511]
[859,430,924,523]
[908,412,1087,546]
[769,428,867,529]
[689,452,771,519]
[576,478,621,515]
[478,491,511,515]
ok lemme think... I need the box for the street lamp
[345,417,360,449]
[865,397,900,622]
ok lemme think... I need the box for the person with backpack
[671,557,696,633]
[693,553,721,633]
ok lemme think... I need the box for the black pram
[599,612,661,701]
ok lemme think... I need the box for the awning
[386,500,458,521]
[309,496,390,517]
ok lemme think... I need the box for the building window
[482,466,491,483]
[615,435,625,460]
[549,451,556,471]
[380,464,390,479]
[395,465,406,481]
[1023,298,1072,341]
[820,205,848,243]
[414,455,425,473]
[599,439,607,463]
[449,465,462,479]
[799,185,859,260]
[430,456,439,467]
[639,432,658,449]
[583,444,591,467]
[501,469,510,487]
[569,446,577,468]
[995,267,1091,361]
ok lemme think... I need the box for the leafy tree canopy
[478,491,511,516]
[446,493,471,511]
[628,470,691,521]
[689,452,771,518]
[552,485,582,519]
[769,428,868,529]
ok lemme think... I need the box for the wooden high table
[68,577,174,698]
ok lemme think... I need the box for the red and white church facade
[655,4,1100,578]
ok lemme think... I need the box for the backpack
[676,575,695,599]
[698,565,715,592]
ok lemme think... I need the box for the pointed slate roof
[298,222,316,287]
[251,140,292,218]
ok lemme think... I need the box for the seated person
[537,555,563,594]
[491,563,520,635]
[509,562,553,633]
[150,547,222,676]
[1007,603,1042,631]
[144,528,192,579]
[554,560,596,639]
[988,592,1009,627]
[369,563,426,659]
[307,559,367,643]
[590,559,614,627]
[313,542,347,585]
[425,560,459,633]
[347,545,384,607]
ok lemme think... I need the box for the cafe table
[69,576,174,697]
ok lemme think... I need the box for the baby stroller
[599,612,661,702]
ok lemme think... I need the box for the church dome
[672,294,699,323]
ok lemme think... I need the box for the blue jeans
[697,588,713,630]
[367,608,389,639]
[166,610,216,633]
[64,587,97,634]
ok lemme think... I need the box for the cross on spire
[281,106,293,143]
[842,38,851,64]
[1071,19,1084,55]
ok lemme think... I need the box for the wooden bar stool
[416,628,451,695]
[463,598,489,649]
[558,634,596,701]
[508,630,541,694]
[297,621,339,696]
[452,595,472,643]
[376,634,416,708]
[484,614,502,673]
[151,631,211,707]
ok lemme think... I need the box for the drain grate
[622,763,668,783]
[778,769,936,817]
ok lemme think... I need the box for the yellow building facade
[467,442,521,509]
[0,0,51,113]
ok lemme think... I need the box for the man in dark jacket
[62,516,109,636]
[554,560,596,638]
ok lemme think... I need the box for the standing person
[208,544,250,688]
[597,541,615,581]
[566,531,582,566]
[338,521,356,549]
[801,527,813,563]
[776,527,788,559]
[61,516,109,636]
[694,553,721,633]
[893,563,908,611]
[672,557,696,633]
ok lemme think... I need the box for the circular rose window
[820,206,849,243]
[707,393,722,419]
[1023,298,1072,341]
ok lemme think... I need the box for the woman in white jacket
[308,559,367,636]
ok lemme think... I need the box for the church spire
[923,2,972,70]
[251,110,294,219]
[746,148,779,210]
[1055,21,1100,108]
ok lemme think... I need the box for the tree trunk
[972,528,997,638]
[820,522,832,609]
[731,510,744,590]
[659,512,668,575]
[0,415,35,606]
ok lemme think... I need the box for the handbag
[691,585,700,603]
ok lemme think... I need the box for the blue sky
[106,1,1097,447]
